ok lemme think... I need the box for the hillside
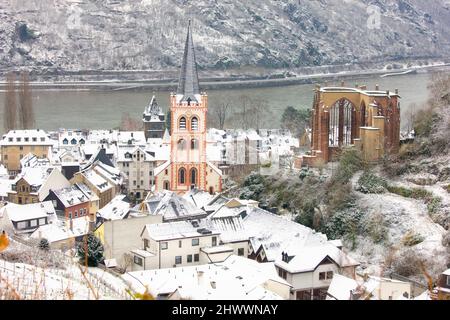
[1,0,450,74]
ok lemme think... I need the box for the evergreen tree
[280,106,310,137]
[38,238,50,251]
[77,233,104,267]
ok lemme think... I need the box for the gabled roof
[122,255,290,300]
[97,194,130,221]
[145,190,206,221]
[4,201,56,222]
[142,220,218,241]
[144,95,163,117]
[176,20,200,103]
[274,243,359,274]
[52,185,89,208]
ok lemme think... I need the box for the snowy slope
[1,0,450,72]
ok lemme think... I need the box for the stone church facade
[304,84,401,165]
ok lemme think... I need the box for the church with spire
[153,21,222,195]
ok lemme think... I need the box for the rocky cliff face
[1,0,450,73]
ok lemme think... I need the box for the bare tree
[250,98,270,130]
[3,72,17,133]
[214,97,231,130]
[18,71,35,129]
[233,95,252,130]
[120,112,142,131]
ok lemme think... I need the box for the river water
[0,72,433,133]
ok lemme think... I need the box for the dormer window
[32,137,37,142]
[17,137,21,142]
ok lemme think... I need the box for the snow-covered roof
[4,201,56,222]
[442,269,450,276]
[200,245,233,254]
[116,146,155,162]
[93,161,122,185]
[0,129,54,146]
[142,220,219,241]
[20,153,50,169]
[326,274,358,300]
[52,185,89,208]
[182,188,215,209]
[82,170,112,192]
[207,206,328,258]
[153,160,171,176]
[145,190,206,221]
[16,166,55,188]
[275,243,359,273]
[75,183,99,201]
[0,178,13,197]
[116,131,147,146]
[122,255,290,300]
[0,164,8,177]
[97,195,130,220]
[30,216,90,243]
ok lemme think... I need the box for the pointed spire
[145,95,162,116]
[177,20,200,103]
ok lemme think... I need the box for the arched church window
[329,98,355,147]
[191,139,198,150]
[179,117,186,130]
[178,139,186,150]
[191,117,199,131]
[179,168,186,184]
[190,168,197,186]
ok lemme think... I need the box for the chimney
[395,88,399,95]
[89,211,96,232]
[386,90,390,96]
[375,84,379,91]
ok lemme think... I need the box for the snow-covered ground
[0,240,130,300]
[348,158,450,280]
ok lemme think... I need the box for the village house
[123,255,291,300]
[45,184,90,220]
[431,269,450,300]
[326,274,412,300]
[71,161,122,209]
[0,129,55,175]
[7,166,70,204]
[274,243,360,300]
[116,146,156,202]
[0,201,57,234]
[30,215,91,250]
[131,220,222,271]
[94,213,163,271]
[58,129,87,148]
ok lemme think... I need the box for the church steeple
[177,20,200,104]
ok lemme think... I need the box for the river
[0,72,435,134]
